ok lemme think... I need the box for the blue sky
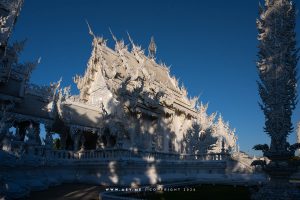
[11,0,300,155]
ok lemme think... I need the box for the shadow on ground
[24,184,105,200]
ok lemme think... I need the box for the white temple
[0,1,265,199]
[52,26,239,154]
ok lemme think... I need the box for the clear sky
[10,0,300,156]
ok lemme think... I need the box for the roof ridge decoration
[109,28,130,79]
[148,36,157,60]
[127,32,145,64]
[70,27,237,142]
[73,23,109,101]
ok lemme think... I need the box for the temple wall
[0,146,268,199]
[0,148,233,199]
[122,112,194,153]
[0,78,24,98]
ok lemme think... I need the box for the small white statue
[44,131,53,148]
[25,124,37,145]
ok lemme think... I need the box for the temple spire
[127,31,134,46]
[85,20,95,38]
[109,28,118,43]
[148,36,157,60]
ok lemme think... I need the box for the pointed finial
[127,31,134,46]
[58,77,62,86]
[109,28,117,43]
[148,36,157,59]
[86,20,95,38]
[37,57,42,64]
[51,77,62,90]
[218,113,223,120]
[258,1,264,15]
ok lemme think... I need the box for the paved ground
[24,183,252,200]
[25,184,104,200]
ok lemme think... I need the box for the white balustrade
[6,140,228,163]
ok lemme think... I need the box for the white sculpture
[25,124,36,145]
[44,131,53,149]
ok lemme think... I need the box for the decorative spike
[109,28,117,43]
[218,114,223,123]
[148,36,157,59]
[258,1,264,15]
[37,57,42,64]
[127,31,134,47]
[86,20,95,38]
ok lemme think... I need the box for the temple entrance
[100,135,116,148]
[83,131,97,150]
[13,121,31,141]
[65,132,74,150]
[100,127,116,148]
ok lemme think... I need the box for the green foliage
[253,144,269,152]
[251,160,266,166]
[53,138,61,150]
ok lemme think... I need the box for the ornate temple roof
[72,30,198,120]
[0,0,23,49]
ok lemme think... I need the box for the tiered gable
[73,31,198,119]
